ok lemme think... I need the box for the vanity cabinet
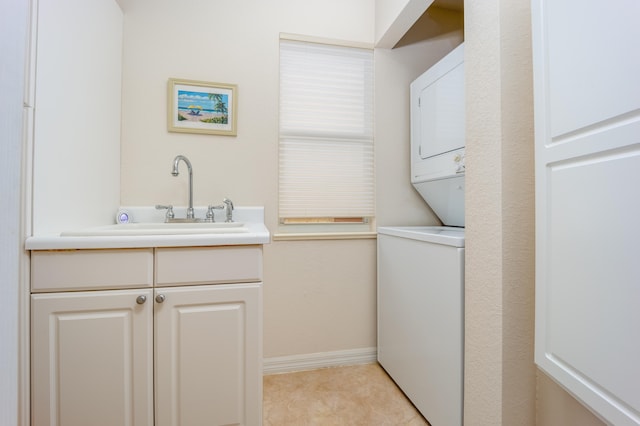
[31,246,263,426]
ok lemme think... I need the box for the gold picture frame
[167,78,237,136]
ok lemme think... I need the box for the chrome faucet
[171,155,194,219]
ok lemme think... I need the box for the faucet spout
[171,155,194,219]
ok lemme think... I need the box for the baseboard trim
[263,347,378,375]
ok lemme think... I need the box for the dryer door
[418,61,465,159]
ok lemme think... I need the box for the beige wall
[465,0,518,421]
[537,372,605,426]
[120,0,461,359]
[120,0,374,359]
[32,0,123,235]
[464,0,606,424]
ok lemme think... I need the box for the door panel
[547,147,640,410]
[31,289,153,426]
[418,62,465,159]
[154,284,262,426]
[545,0,640,138]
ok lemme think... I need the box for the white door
[532,1,640,425]
[154,284,262,426]
[31,289,154,426]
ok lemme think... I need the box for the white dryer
[410,43,465,227]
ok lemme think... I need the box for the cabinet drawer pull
[136,295,147,305]
[155,294,166,303]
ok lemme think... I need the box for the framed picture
[167,78,237,136]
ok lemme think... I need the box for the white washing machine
[377,226,464,426]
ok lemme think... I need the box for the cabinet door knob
[155,294,166,303]
[136,295,147,305]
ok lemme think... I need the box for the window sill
[272,232,377,241]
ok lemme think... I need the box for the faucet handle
[204,204,222,222]
[155,204,175,221]
[205,204,224,222]
[206,205,215,222]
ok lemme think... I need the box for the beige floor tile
[263,363,430,426]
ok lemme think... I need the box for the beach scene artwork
[178,90,228,124]
[168,79,237,135]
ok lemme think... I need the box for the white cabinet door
[533,1,640,425]
[154,284,262,426]
[31,289,154,426]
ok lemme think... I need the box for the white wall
[32,0,122,235]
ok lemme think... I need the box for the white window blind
[279,39,374,221]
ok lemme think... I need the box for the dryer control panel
[412,147,465,183]
[453,152,465,174]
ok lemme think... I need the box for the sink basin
[61,222,247,237]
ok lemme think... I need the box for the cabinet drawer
[155,246,262,286]
[31,249,154,292]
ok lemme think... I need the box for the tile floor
[263,363,430,425]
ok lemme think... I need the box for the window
[278,36,374,234]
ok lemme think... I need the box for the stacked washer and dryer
[377,43,465,426]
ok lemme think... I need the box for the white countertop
[25,207,270,250]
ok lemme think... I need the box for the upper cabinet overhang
[375,0,463,49]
